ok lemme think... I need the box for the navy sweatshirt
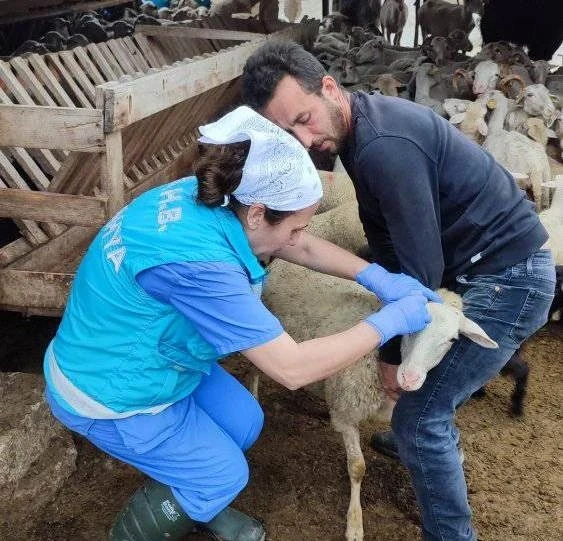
[340,92,548,363]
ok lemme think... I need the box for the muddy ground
[0,310,561,541]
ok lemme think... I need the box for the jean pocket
[509,288,554,345]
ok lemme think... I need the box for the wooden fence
[0,16,319,315]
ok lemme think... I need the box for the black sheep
[480,0,563,61]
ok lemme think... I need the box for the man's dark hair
[242,41,327,111]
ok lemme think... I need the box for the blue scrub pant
[46,363,264,522]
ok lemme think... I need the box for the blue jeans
[391,249,555,540]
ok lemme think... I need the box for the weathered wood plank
[0,269,73,311]
[131,33,162,69]
[0,237,32,268]
[7,147,50,190]
[72,46,107,86]
[10,57,57,106]
[46,54,92,108]
[59,51,96,103]
[27,54,75,107]
[86,43,118,81]
[136,24,265,42]
[0,189,107,226]
[8,225,96,271]
[101,130,124,217]
[106,39,137,75]
[0,60,61,174]
[122,36,150,72]
[97,42,126,78]
[0,104,104,151]
[99,40,266,132]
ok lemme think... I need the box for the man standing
[242,41,555,540]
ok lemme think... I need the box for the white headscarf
[198,106,323,211]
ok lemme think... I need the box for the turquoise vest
[50,177,266,413]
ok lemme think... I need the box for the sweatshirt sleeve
[357,135,445,290]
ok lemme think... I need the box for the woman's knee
[240,400,264,451]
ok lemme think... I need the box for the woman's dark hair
[194,141,294,225]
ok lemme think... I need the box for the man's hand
[356,263,442,304]
[378,361,402,401]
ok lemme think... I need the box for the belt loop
[526,253,534,275]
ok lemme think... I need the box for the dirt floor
[0,310,561,541]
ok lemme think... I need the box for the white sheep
[448,100,489,143]
[479,90,552,210]
[472,59,500,96]
[538,186,563,264]
[260,187,497,541]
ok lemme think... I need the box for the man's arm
[357,136,445,290]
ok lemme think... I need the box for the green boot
[198,507,265,541]
[108,479,196,541]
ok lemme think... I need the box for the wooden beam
[8,225,96,271]
[0,269,73,312]
[0,104,104,151]
[101,130,125,217]
[98,40,266,133]
[0,189,107,226]
[136,25,266,42]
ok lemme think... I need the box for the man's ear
[245,203,266,230]
[322,75,340,98]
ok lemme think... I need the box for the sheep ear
[459,316,499,349]
[450,113,465,125]
[477,118,489,136]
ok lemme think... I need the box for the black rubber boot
[108,479,196,541]
[370,429,400,460]
[198,507,266,541]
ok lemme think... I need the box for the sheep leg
[414,0,420,46]
[248,368,260,400]
[530,171,544,211]
[338,424,366,541]
[395,30,403,47]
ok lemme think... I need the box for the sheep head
[397,301,498,391]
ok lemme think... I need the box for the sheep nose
[473,83,487,95]
[397,366,426,391]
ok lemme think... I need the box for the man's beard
[312,98,348,154]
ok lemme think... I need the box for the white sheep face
[397,302,498,391]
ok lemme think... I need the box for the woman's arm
[243,294,430,390]
[274,232,368,280]
[243,322,381,390]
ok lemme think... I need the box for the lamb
[259,180,497,541]
[517,84,560,127]
[472,59,500,96]
[480,90,552,210]
[379,0,407,46]
[355,38,420,65]
[448,99,489,143]
[538,186,563,264]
